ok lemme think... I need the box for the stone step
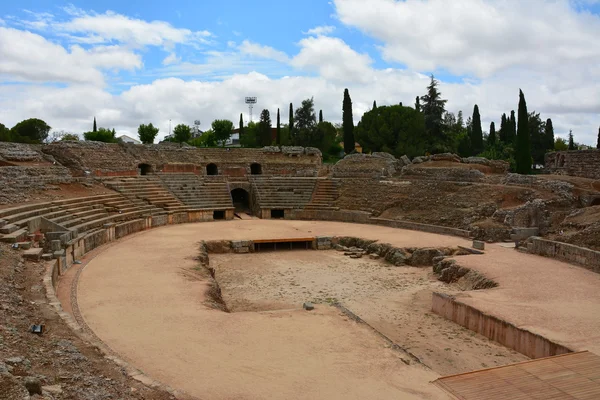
[0,228,28,243]
[22,248,43,262]
[0,224,19,234]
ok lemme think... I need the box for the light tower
[245,96,257,123]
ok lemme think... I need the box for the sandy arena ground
[69,220,600,399]
[211,250,525,375]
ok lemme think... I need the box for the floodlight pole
[245,97,257,123]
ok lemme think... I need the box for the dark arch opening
[206,163,218,176]
[138,163,152,176]
[591,198,600,206]
[250,163,262,175]
[231,188,250,212]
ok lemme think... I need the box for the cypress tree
[373,100,377,110]
[508,110,517,143]
[544,118,554,152]
[342,88,355,154]
[415,96,420,112]
[276,108,281,145]
[489,122,496,146]
[319,109,323,124]
[93,117,97,133]
[258,109,272,147]
[597,126,600,150]
[471,105,483,155]
[515,90,531,174]
[288,103,294,144]
[239,113,244,136]
[568,130,575,150]
[499,113,507,143]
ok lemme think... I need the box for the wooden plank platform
[434,351,600,399]
[252,237,314,243]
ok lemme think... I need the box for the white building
[117,135,141,144]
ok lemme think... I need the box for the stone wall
[370,218,471,238]
[545,150,600,179]
[0,166,73,204]
[527,237,600,274]
[333,153,403,178]
[0,142,47,163]
[432,292,572,359]
[115,219,148,239]
[42,141,321,177]
[401,165,485,182]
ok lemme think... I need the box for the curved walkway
[71,220,600,399]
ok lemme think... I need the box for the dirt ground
[211,250,525,375]
[0,242,173,399]
[70,220,600,399]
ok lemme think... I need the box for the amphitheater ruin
[1,140,600,399]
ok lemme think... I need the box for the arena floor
[64,220,600,399]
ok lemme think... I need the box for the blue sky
[0,0,599,143]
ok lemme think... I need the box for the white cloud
[238,40,290,63]
[291,36,373,83]
[51,10,211,49]
[0,27,140,85]
[162,52,181,66]
[334,0,600,78]
[304,25,336,36]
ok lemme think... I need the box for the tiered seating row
[158,174,233,210]
[251,177,317,209]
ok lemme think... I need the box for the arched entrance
[250,163,262,175]
[206,163,218,176]
[231,188,250,212]
[138,163,152,176]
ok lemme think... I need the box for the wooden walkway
[434,351,600,399]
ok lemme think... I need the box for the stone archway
[138,163,152,176]
[250,163,262,175]
[206,163,218,176]
[231,188,250,212]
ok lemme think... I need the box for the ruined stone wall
[545,150,600,179]
[42,142,321,177]
[332,153,403,178]
[0,166,73,204]
[528,236,600,274]
[0,142,47,163]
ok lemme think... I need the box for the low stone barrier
[370,218,471,238]
[527,237,600,274]
[432,292,572,359]
[286,209,372,224]
[115,219,148,239]
[83,229,110,253]
[151,214,168,227]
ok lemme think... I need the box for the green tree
[420,75,448,152]
[415,96,420,112]
[0,123,12,142]
[11,118,51,143]
[354,104,427,158]
[545,119,555,153]
[61,133,80,141]
[137,123,159,144]
[373,100,377,110]
[240,122,259,147]
[93,117,97,133]
[488,121,497,146]
[190,129,217,147]
[555,137,568,151]
[470,105,483,155]
[258,109,272,146]
[597,126,600,150]
[276,108,281,145]
[515,90,531,174]
[288,103,294,145]
[84,127,117,143]
[239,113,244,137]
[528,112,547,167]
[342,88,355,154]
[508,110,517,144]
[211,119,234,146]
[173,124,191,143]
[568,130,575,150]
[499,113,508,143]
[319,109,323,124]
[295,98,318,147]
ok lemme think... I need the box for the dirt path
[211,250,525,375]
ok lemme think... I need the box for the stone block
[53,249,65,259]
[23,248,43,262]
[50,240,62,251]
[303,302,314,311]
[41,253,53,261]
[0,219,6,228]
[410,248,444,266]
[0,224,18,234]
[473,240,485,251]
[15,241,32,250]
[233,247,250,254]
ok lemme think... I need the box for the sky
[0,0,599,143]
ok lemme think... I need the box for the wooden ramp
[434,351,600,399]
